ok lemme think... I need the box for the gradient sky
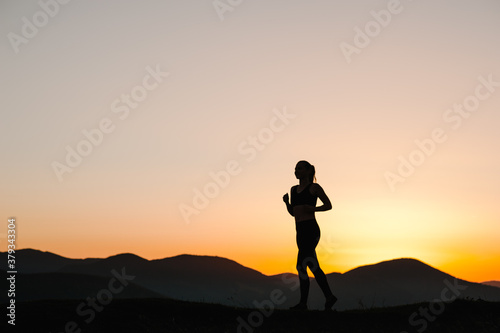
[1,0,499,283]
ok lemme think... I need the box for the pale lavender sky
[1,0,499,281]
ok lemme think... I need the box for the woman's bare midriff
[293,204,316,223]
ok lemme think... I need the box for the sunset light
[2,0,499,306]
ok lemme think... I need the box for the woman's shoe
[324,295,338,311]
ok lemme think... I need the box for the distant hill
[482,281,500,288]
[55,252,277,306]
[1,248,100,273]
[2,249,500,310]
[319,258,500,310]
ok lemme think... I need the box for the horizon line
[6,247,499,283]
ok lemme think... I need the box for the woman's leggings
[295,219,334,304]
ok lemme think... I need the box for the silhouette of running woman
[283,160,337,311]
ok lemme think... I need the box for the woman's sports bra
[291,183,317,207]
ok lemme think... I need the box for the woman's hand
[283,193,294,216]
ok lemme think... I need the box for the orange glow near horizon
[8,168,500,284]
[14,243,500,283]
[14,205,500,284]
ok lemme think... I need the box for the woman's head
[295,160,316,182]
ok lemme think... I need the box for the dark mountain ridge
[2,249,499,310]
